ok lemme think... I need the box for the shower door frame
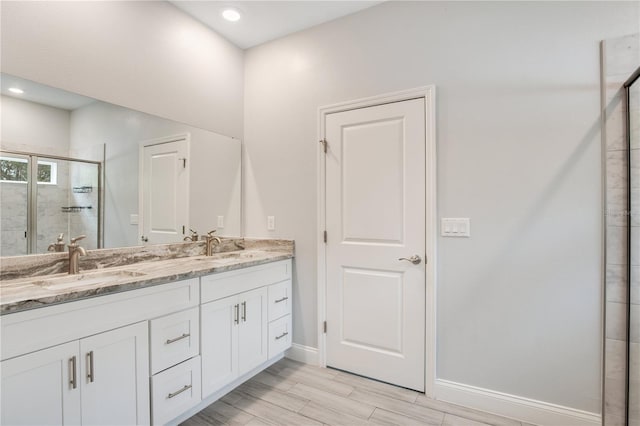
[0,149,104,253]
[624,64,640,426]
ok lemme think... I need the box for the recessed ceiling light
[8,87,24,94]
[222,8,241,22]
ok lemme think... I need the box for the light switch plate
[130,214,139,225]
[217,215,224,228]
[267,216,275,231]
[441,218,470,237]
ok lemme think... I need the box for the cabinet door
[80,322,150,425]
[238,287,268,376]
[201,295,238,397]
[1,341,81,425]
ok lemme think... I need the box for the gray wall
[1,1,244,139]
[242,1,639,413]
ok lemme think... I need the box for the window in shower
[0,156,58,185]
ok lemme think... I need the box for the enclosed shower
[0,151,101,256]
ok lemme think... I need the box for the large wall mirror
[1,73,242,256]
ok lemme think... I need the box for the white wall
[1,95,70,156]
[1,1,244,139]
[70,101,241,249]
[243,1,639,413]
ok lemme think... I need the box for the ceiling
[169,1,384,49]
[1,74,95,111]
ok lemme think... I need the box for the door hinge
[319,139,327,153]
[323,321,327,333]
[323,230,327,243]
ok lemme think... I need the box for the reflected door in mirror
[140,137,189,244]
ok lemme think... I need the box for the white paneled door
[325,98,426,391]
[140,138,189,244]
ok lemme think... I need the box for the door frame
[138,133,191,245]
[317,86,437,397]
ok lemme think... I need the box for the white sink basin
[33,270,146,290]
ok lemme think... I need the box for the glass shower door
[627,67,639,426]
[0,153,30,256]
[0,151,101,256]
[34,157,100,254]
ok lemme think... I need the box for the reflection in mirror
[0,151,101,256]
[1,73,241,254]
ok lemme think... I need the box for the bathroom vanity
[0,240,293,425]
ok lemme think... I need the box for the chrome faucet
[68,235,87,275]
[183,228,199,242]
[205,230,222,256]
[48,233,66,252]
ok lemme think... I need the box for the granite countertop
[0,246,293,315]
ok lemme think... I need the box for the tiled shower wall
[603,33,639,426]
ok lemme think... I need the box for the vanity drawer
[150,307,199,374]
[151,356,202,426]
[201,260,291,303]
[268,314,292,358]
[268,280,292,322]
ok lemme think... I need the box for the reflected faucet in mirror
[68,235,87,274]
[48,233,66,252]
[184,229,199,242]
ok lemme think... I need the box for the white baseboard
[434,379,601,426]
[285,343,319,365]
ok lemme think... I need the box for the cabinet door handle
[275,331,289,340]
[234,304,239,325]
[165,333,190,345]
[275,296,289,303]
[167,384,192,399]
[86,351,94,383]
[241,301,247,322]
[69,356,77,389]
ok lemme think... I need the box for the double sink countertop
[0,239,294,315]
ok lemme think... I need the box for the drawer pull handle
[165,333,190,345]
[167,384,192,399]
[69,356,77,389]
[86,351,94,383]
[275,296,289,303]
[275,331,289,340]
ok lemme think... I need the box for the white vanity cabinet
[1,341,81,425]
[0,259,293,426]
[200,286,268,397]
[1,277,199,426]
[1,322,149,426]
[200,260,291,399]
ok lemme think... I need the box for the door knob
[399,255,422,265]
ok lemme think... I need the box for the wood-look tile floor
[181,358,534,426]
